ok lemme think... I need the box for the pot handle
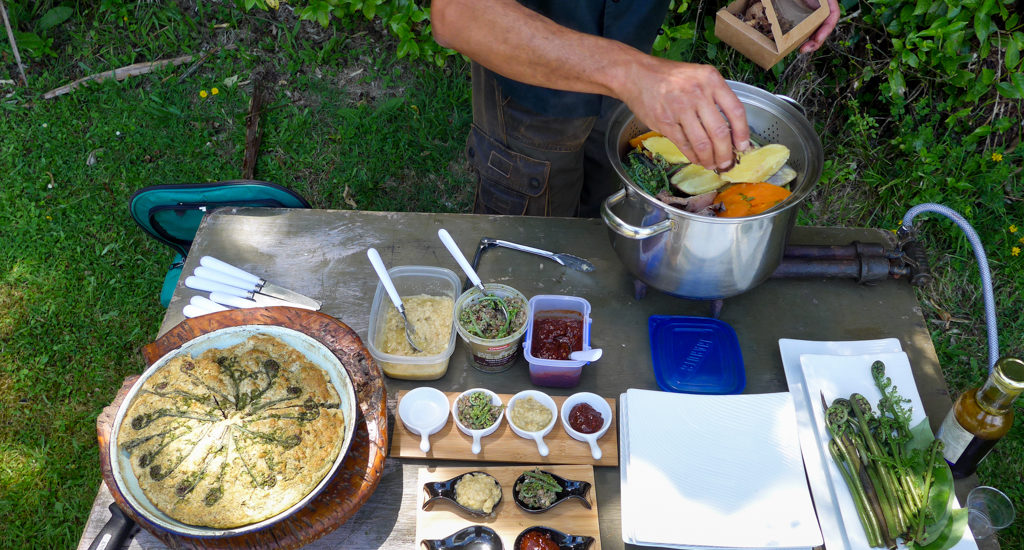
[601,189,673,240]
[774,94,806,116]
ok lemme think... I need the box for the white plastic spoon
[437,229,508,324]
[570,349,603,362]
[367,248,423,352]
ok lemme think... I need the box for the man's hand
[799,0,841,54]
[620,57,750,171]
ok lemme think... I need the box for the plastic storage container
[366,265,460,380]
[647,315,745,394]
[453,283,530,373]
[523,295,594,388]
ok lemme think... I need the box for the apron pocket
[467,125,551,215]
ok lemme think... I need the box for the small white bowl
[399,387,451,453]
[560,392,612,460]
[452,388,505,455]
[506,390,558,457]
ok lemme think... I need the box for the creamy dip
[454,473,502,514]
[380,294,454,356]
[509,397,553,432]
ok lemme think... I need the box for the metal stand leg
[709,299,723,319]
[633,279,648,301]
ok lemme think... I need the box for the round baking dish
[108,324,359,538]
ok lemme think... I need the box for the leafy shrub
[0,2,74,58]
[236,0,454,65]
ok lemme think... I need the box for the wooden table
[78,209,986,549]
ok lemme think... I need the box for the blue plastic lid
[648,315,746,394]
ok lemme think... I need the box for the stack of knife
[181,256,322,318]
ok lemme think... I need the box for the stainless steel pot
[601,81,823,300]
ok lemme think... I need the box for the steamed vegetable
[715,182,792,217]
[625,150,670,196]
[670,164,727,195]
[641,136,690,164]
[720,144,790,183]
[629,130,662,149]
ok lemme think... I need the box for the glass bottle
[936,356,1024,478]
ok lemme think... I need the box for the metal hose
[899,203,999,370]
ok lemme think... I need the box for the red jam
[519,529,559,550]
[568,402,604,434]
[530,313,583,360]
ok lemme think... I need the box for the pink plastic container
[522,295,594,388]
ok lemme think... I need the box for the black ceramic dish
[422,471,503,517]
[420,525,503,550]
[512,470,592,513]
[513,526,595,550]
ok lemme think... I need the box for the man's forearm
[431,0,643,102]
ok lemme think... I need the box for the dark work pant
[467,63,623,217]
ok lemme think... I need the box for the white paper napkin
[620,388,822,549]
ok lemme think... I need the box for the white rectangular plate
[799,351,977,550]
[779,338,903,550]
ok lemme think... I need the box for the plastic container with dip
[523,295,593,388]
[454,283,529,373]
[366,265,460,380]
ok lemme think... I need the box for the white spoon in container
[367,248,423,353]
[570,349,603,362]
[437,229,508,325]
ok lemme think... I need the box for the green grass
[1,2,1022,549]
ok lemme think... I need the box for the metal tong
[473,238,595,273]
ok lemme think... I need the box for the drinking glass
[966,486,1015,540]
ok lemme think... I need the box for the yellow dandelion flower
[1010,225,1018,233]
[199,89,208,98]
[991,152,1003,162]
[1019,237,1024,245]
[46,215,52,221]
[211,87,219,95]
[1013,247,1021,257]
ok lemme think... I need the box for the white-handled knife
[208,292,264,309]
[198,256,322,310]
[189,295,230,313]
[184,276,318,310]
[182,295,230,319]
[183,305,212,318]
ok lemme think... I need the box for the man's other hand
[799,0,841,54]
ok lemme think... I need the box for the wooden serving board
[416,465,601,549]
[391,391,618,466]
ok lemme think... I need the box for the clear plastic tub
[367,266,460,380]
[523,295,594,388]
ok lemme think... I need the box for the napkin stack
[619,388,823,550]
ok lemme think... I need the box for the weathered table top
[78,209,987,550]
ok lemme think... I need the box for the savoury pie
[117,334,347,528]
